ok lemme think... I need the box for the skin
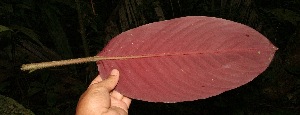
[76,69,131,115]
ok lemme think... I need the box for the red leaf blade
[97,16,277,102]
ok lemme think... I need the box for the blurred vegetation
[0,0,299,114]
[0,94,34,115]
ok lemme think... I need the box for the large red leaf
[96,16,277,102]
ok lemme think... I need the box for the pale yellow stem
[20,55,154,72]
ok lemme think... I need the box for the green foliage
[28,72,61,109]
[270,8,300,25]
[0,95,35,115]
[40,2,73,59]
[0,0,96,114]
[0,25,11,32]
[9,25,44,46]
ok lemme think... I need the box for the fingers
[111,91,132,110]
[111,91,123,100]
[95,69,120,91]
[77,69,131,115]
[110,97,131,114]
[122,97,131,108]
[104,107,128,115]
[111,91,131,106]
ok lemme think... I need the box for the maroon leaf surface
[96,16,277,102]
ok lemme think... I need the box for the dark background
[0,0,299,114]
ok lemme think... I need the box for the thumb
[99,69,120,91]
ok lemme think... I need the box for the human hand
[76,69,131,115]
